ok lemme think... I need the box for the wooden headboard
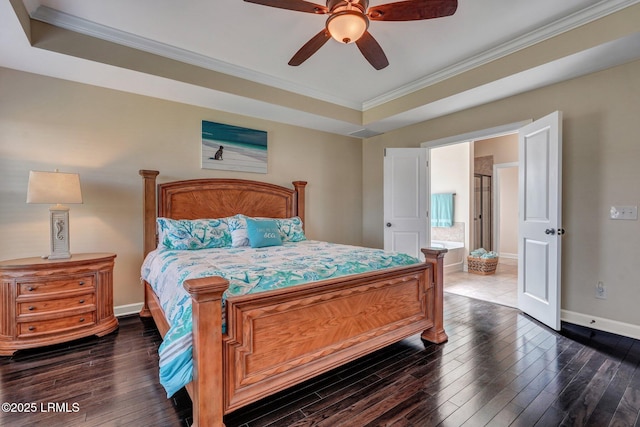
[139,170,307,257]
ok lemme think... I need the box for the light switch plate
[610,206,638,220]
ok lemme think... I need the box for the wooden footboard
[225,262,434,412]
[175,250,447,427]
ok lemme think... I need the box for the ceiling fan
[243,0,458,70]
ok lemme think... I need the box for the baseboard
[561,309,640,340]
[444,262,463,274]
[114,302,144,317]
[498,252,518,260]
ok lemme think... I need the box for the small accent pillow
[227,215,306,246]
[157,217,231,250]
[227,214,249,247]
[245,218,283,248]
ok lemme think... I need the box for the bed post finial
[292,181,307,230]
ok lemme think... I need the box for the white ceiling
[2,0,640,137]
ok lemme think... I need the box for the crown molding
[362,0,640,110]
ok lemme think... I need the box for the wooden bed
[139,170,448,427]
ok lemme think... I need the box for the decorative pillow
[245,218,283,248]
[275,217,306,242]
[157,217,231,250]
[227,214,250,247]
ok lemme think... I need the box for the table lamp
[26,170,83,259]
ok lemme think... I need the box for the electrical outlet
[595,281,607,299]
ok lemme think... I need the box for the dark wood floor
[2,293,640,426]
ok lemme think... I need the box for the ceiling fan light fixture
[326,9,368,44]
[244,0,458,70]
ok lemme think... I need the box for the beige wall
[363,58,640,328]
[475,134,518,164]
[0,67,363,309]
[497,166,518,256]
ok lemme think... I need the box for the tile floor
[443,257,518,307]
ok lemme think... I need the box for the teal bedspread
[141,240,420,396]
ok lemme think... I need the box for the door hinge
[384,148,387,157]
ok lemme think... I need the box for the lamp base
[49,206,71,259]
[47,253,72,260]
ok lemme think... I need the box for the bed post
[421,248,449,344]
[140,170,160,257]
[292,181,307,229]
[183,277,229,427]
[139,170,159,317]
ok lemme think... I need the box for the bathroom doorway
[430,133,519,308]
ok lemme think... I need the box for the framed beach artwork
[201,120,268,173]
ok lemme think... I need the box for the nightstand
[0,253,118,355]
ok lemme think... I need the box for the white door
[383,148,429,259]
[518,111,563,330]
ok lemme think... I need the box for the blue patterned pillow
[227,215,306,246]
[157,217,231,250]
[246,218,282,248]
[275,217,306,242]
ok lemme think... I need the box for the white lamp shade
[26,170,83,205]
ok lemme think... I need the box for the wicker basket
[467,256,499,275]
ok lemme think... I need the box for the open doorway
[385,114,562,327]
[430,133,519,307]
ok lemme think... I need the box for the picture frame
[201,120,267,173]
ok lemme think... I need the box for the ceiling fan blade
[368,0,457,21]
[243,0,328,14]
[355,31,389,70]
[289,29,331,66]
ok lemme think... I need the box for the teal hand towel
[431,193,454,227]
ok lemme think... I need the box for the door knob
[545,228,556,235]
[386,223,392,227]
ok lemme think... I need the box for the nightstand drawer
[17,293,95,315]
[18,275,95,296]
[18,312,96,337]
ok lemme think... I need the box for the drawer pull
[79,281,85,286]
[28,306,35,311]
[79,299,85,304]
[28,326,35,331]
[27,286,35,292]
[79,318,85,323]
